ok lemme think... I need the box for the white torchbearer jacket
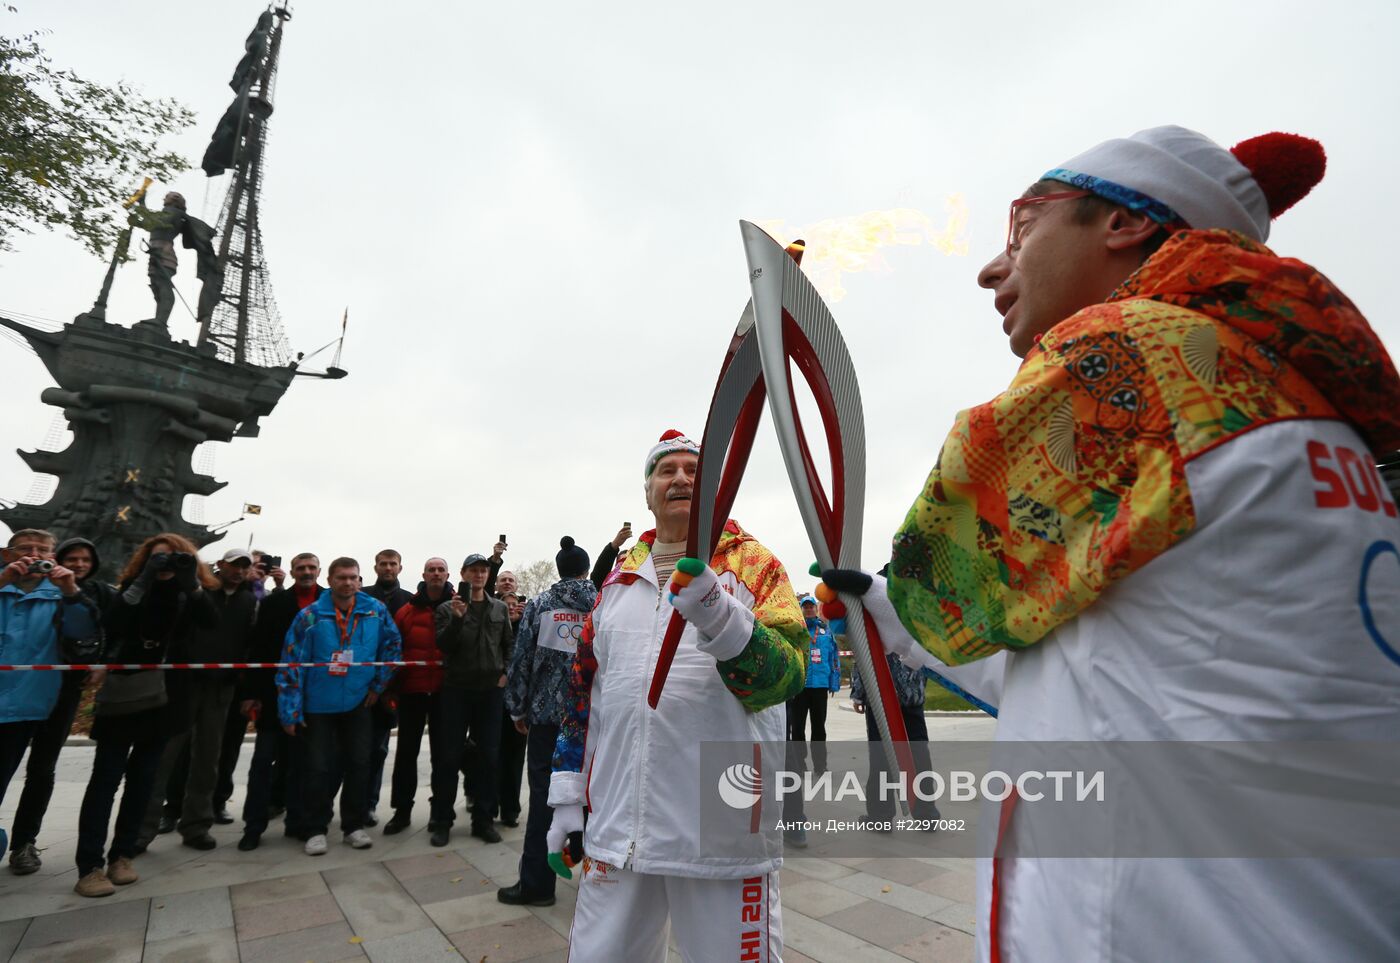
[885,231,1400,961]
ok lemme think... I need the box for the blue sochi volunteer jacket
[276,591,402,725]
[0,580,101,724]
[803,616,841,692]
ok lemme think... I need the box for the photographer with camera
[74,533,218,898]
[7,537,110,876]
[236,552,321,850]
[0,529,100,814]
[135,549,258,853]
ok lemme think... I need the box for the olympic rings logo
[1358,540,1400,669]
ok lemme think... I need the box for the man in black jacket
[361,549,412,826]
[136,549,259,851]
[236,552,322,850]
[432,553,514,847]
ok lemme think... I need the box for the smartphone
[499,533,507,544]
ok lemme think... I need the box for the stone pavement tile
[833,871,955,918]
[915,868,977,903]
[230,869,329,909]
[782,909,909,963]
[447,915,568,963]
[145,884,235,942]
[458,840,526,880]
[779,878,869,919]
[143,926,241,963]
[361,925,459,962]
[323,862,432,941]
[238,919,365,963]
[422,890,531,933]
[826,856,872,868]
[519,952,568,963]
[15,897,148,951]
[0,918,29,959]
[10,928,144,963]
[782,950,818,963]
[860,856,950,888]
[234,891,345,941]
[529,891,581,941]
[928,899,977,936]
[893,923,976,962]
[822,901,946,952]
[398,866,491,905]
[383,849,467,882]
[782,856,859,883]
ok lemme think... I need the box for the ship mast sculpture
[0,4,345,565]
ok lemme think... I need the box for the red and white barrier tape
[0,660,444,671]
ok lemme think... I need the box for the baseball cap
[220,548,253,564]
[461,553,491,569]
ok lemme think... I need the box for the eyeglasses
[1006,189,1092,256]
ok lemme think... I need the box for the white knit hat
[1043,126,1326,243]
[644,429,700,481]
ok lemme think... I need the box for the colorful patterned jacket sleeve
[505,595,541,720]
[551,598,601,786]
[713,536,808,711]
[889,305,1201,665]
[276,608,314,726]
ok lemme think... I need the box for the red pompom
[1230,132,1326,219]
[658,429,685,442]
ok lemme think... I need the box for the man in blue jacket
[790,594,840,772]
[277,556,401,857]
[0,528,100,810]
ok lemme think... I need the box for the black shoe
[156,815,176,835]
[383,811,412,836]
[213,808,235,825]
[497,882,555,907]
[500,814,520,828]
[182,834,217,851]
[237,833,260,852]
[8,843,41,876]
[471,824,502,844]
[429,827,450,848]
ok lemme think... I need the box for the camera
[150,551,196,573]
[29,558,55,575]
[261,554,282,571]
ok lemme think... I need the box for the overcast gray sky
[3,0,1397,592]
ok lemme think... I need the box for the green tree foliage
[0,23,194,258]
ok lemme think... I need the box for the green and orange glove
[546,804,586,879]
[668,557,755,661]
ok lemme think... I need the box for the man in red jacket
[383,557,454,835]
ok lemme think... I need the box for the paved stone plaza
[0,707,993,962]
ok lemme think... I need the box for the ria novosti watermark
[698,741,1400,859]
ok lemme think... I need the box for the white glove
[668,559,754,661]
[856,572,941,671]
[547,803,584,855]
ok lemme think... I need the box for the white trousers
[566,859,783,962]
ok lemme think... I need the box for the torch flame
[757,194,968,302]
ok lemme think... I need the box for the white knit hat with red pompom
[1044,126,1327,242]
[644,429,700,481]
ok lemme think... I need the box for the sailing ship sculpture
[0,4,343,565]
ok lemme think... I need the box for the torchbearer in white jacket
[823,127,1400,961]
[548,430,807,962]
